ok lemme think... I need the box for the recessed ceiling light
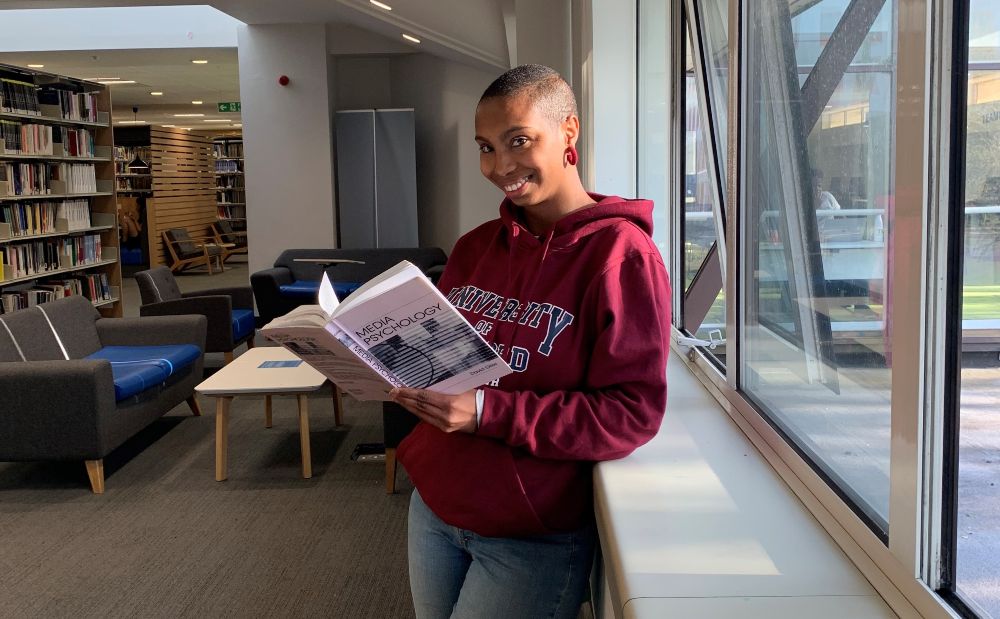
[191,100,203,105]
[162,124,175,127]
[191,59,209,64]
[27,64,44,68]
[233,123,243,128]
[370,0,392,9]
[203,119,231,123]
[117,120,146,125]
[402,34,421,44]
[178,127,193,130]
[150,91,163,96]
[99,80,136,85]
[174,113,205,117]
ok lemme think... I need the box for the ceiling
[0,47,242,129]
[0,0,511,130]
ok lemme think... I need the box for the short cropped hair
[479,64,577,125]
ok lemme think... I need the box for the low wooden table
[195,347,342,481]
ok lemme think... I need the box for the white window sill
[593,352,897,618]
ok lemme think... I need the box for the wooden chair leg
[224,351,234,365]
[186,394,202,416]
[85,459,105,494]
[385,447,397,494]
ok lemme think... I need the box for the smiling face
[475,93,576,209]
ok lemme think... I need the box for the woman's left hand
[389,388,478,434]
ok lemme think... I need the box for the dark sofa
[0,295,207,493]
[251,247,448,325]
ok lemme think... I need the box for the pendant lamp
[126,106,149,171]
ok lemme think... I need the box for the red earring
[566,146,578,166]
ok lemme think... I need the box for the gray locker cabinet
[335,109,418,248]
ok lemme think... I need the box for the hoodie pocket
[397,423,550,537]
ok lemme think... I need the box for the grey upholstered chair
[135,266,256,364]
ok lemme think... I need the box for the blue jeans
[408,489,595,619]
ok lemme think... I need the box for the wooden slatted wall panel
[147,128,216,267]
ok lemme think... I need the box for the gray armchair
[0,295,207,493]
[135,266,256,363]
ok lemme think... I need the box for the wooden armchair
[210,220,248,264]
[162,228,224,274]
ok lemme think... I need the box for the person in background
[389,64,671,618]
[812,168,842,210]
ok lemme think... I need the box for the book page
[331,260,422,318]
[330,276,511,394]
[261,304,330,329]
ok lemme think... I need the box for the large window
[949,1,1000,615]
[741,0,896,532]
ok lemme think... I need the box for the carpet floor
[0,390,416,618]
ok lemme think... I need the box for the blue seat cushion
[231,308,256,341]
[279,280,361,300]
[279,280,321,298]
[85,345,202,401]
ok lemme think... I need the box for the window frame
[653,0,968,616]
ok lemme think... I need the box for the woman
[391,64,671,619]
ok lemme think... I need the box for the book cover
[262,260,511,401]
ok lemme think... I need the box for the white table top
[195,347,327,395]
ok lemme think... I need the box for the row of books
[0,233,103,281]
[216,175,245,189]
[51,163,97,193]
[0,272,113,314]
[0,199,91,237]
[218,204,246,220]
[213,141,243,158]
[1,162,49,196]
[38,89,100,123]
[116,176,151,191]
[1,120,52,155]
[215,159,242,173]
[0,78,40,116]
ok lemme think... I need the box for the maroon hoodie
[397,194,671,537]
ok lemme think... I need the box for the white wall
[389,53,499,251]
[514,0,572,78]
[334,56,393,110]
[237,23,337,272]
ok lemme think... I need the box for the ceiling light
[192,100,203,105]
[370,0,392,9]
[118,120,146,125]
[99,80,136,85]
[162,124,175,127]
[233,124,243,128]
[84,77,119,81]
[150,91,163,96]
[203,119,231,123]
[27,64,44,68]
[191,59,209,64]
[174,113,205,117]
[402,34,421,44]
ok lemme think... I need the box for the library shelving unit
[213,135,245,232]
[0,63,122,316]
[114,126,216,269]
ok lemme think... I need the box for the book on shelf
[262,260,511,401]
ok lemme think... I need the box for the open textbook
[261,261,512,401]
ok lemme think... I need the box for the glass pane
[638,0,669,264]
[683,26,727,358]
[741,0,895,530]
[957,1,1000,614]
[693,0,729,190]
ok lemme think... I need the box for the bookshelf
[213,136,245,232]
[0,63,122,316]
[114,126,216,269]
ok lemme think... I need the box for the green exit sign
[218,101,241,113]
